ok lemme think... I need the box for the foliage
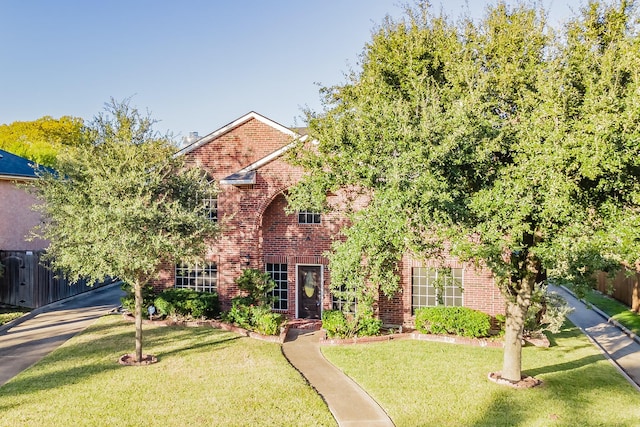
[0,309,29,326]
[0,115,84,167]
[288,0,640,382]
[524,285,574,335]
[0,316,336,426]
[250,305,284,336]
[30,98,220,362]
[414,307,491,338]
[120,282,156,318]
[222,301,285,336]
[221,269,284,335]
[321,309,382,338]
[153,288,220,319]
[233,268,277,306]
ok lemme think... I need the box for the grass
[322,322,640,427]
[0,307,29,326]
[583,290,640,335]
[0,315,336,427]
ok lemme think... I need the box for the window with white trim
[298,211,321,224]
[266,263,288,310]
[411,267,463,312]
[175,262,218,292]
[203,197,218,222]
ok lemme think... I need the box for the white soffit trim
[175,111,301,157]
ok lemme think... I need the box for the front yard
[0,314,335,427]
[1,313,640,426]
[322,322,640,426]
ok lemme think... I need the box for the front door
[297,265,322,319]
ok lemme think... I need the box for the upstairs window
[203,197,218,222]
[298,211,321,224]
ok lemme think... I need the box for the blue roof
[0,149,42,179]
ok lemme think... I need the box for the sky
[1,0,577,142]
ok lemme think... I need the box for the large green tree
[0,115,85,167]
[288,0,640,383]
[31,99,219,363]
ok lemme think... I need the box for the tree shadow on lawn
[0,319,243,409]
[470,363,640,427]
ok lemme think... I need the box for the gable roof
[0,149,41,180]
[177,111,309,186]
[176,111,303,157]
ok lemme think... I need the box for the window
[412,267,463,312]
[266,263,288,310]
[175,262,218,292]
[298,210,321,224]
[332,284,357,313]
[203,198,218,222]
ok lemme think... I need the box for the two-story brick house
[153,112,505,327]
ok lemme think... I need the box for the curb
[559,285,640,346]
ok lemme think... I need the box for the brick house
[153,112,505,327]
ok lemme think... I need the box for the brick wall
[153,114,506,322]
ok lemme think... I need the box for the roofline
[0,174,38,182]
[175,111,301,157]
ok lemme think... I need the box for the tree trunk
[134,279,143,362]
[502,298,528,382]
[501,260,537,382]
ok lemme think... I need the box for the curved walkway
[282,328,395,427]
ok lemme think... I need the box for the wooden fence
[0,250,107,309]
[596,268,640,312]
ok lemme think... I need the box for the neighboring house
[153,112,505,326]
[0,149,48,251]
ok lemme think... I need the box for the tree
[0,116,85,167]
[288,0,640,383]
[31,99,219,363]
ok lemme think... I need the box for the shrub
[234,268,276,306]
[321,309,382,338]
[251,305,284,336]
[120,282,156,318]
[221,269,284,336]
[223,298,253,329]
[153,289,220,319]
[415,306,491,338]
[222,300,285,335]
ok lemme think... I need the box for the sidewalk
[0,282,124,387]
[550,285,640,391]
[282,328,395,427]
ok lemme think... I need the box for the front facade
[153,112,505,327]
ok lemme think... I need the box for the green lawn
[0,315,336,427]
[322,323,640,427]
[583,290,640,336]
[0,308,29,326]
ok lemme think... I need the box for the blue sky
[1,1,575,141]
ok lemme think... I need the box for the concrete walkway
[550,285,640,391]
[282,328,395,427]
[0,282,124,387]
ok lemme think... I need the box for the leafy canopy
[0,116,84,167]
[32,99,219,286]
[288,0,640,382]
